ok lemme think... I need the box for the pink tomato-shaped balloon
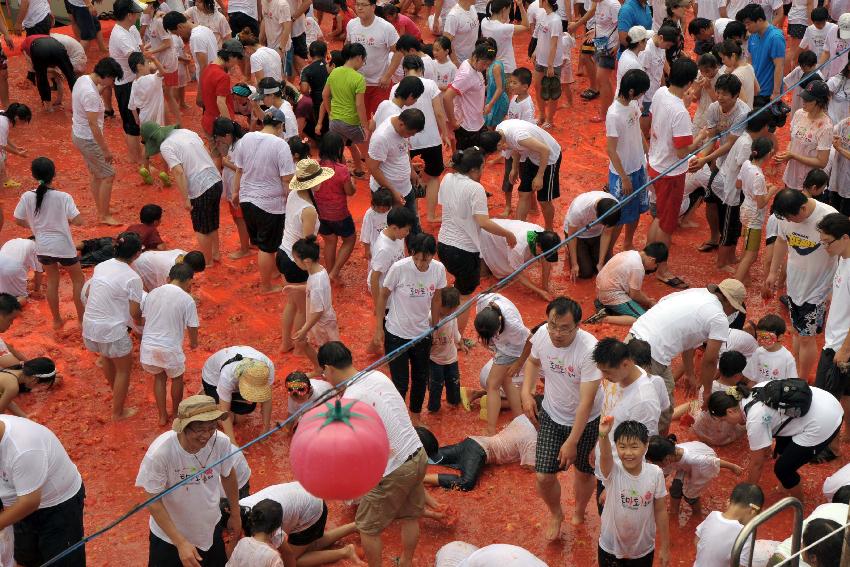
[290,398,390,500]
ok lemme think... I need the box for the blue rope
[38,44,850,567]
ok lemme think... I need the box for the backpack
[743,379,813,438]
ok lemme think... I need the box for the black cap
[800,79,829,103]
[114,0,143,16]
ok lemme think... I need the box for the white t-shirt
[476,293,530,358]
[648,87,693,177]
[459,544,548,566]
[306,268,336,328]
[436,541,481,567]
[228,0,259,18]
[132,249,185,292]
[606,99,646,175]
[596,250,644,307]
[13,190,79,258]
[346,18,399,85]
[109,24,142,85]
[384,257,447,339]
[705,99,750,165]
[532,326,604,426]
[696,0,726,20]
[609,371,662,436]
[129,73,166,127]
[478,219,544,278]
[361,208,389,246]
[189,25,219,71]
[722,329,759,358]
[431,318,460,365]
[201,346,275,403]
[469,414,537,466]
[81,259,144,342]
[239,482,323,534]
[368,231,405,293]
[160,129,221,198]
[251,46,284,81]
[140,283,199,367]
[0,239,40,298]
[738,158,769,228]
[777,199,838,305]
[51,33,87,73]
[373,98,400,129]
[821,26,850,79]
[630,288,730,366]
[774,503,848,567]
[593,0,619,50]
[276,100,300,141]
[506,95,535,122]
[227,537,284,567]
[445,4,479,62]
[599,461,666,559]
[742,385,843,450]
[743,346,798,383]
[800,22,835,57]
[368,118,411,197]
[343,370,423,476]
[287,378,333,415]
[695,511,752,567]
[0,416,82,509]
[390,78,442,150]
[233,131,296,215]
[825,257,850,350]
[565,190,611,239]
[481,18,517,72]
[71,75,104,140]
[716,131,753,207]
[533,12,564,67]
[823,462,850,501]
[288,0,305,36]
[280,190,319,257]
[262,0,292,51]
[496,119,560,166]
[20,0,50,28]
[147,17,177,72]
[136,430,234,550]
[615,50,643,102]
[433,60,457,90]
[639,39,666,104]
[437,172,488,253]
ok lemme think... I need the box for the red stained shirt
[392,14,422,40]
[200,63,234,135]
[313,161,352,221]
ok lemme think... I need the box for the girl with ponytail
[212,117,251,259]
[230,499,285,566]
[0,357,57,418]
[0,103,32,188]
[13,157,85,330]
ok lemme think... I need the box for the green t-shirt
[327,66,367,126]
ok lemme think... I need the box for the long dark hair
[318,132,345,163]
[0,103,32,126]
[239,499,283,537]
[31,157,56,215]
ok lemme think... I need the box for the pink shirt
[450,60,485,132]
[392,13,422,40]
[313,161,352,221]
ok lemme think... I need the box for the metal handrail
[731,497,804,567]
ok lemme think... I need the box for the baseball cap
[220,38,244,56]
[800,79,830,103]
[840,13,850,40]
[627,26,654,43]
[114,0,144,15]
[263,106,286,123]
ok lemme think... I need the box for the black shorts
[291,32,309,60]
[598,546,654,567]
[318,215,356,237]
[202,379,257,414]
[190,182,223,235]
[789,298,826,337]
[240,202,284,253]
[228,11,259,37]
[14,485,85,567]
[437,242,480,295]
[788,23,807,38]
[37,255,80,266]
[25,14,52,36]
[765,235,778,246]
[149,524,226,567]
[114,81,140,136]
[288,502,328,546]
[454,126,484,151]
[276,249,309,283]
[717,201,742,246]
[535,409,599,475]
[518,154,561,202]
[815,348,850,397]
[0,45,7,71]
[410,144,445,177]
[68,3,101,40]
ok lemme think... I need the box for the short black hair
[115,231,143,260]
[619,68,650,98]
[371,187,394,207]
[613,420,649,444]
[803,519,843,566]
[798,49,818,68]
[722,20,746,40]
[687,17,712,36]
[832,485,850,504]
[756,313,786,335]
[697,52,719,69]
[628,339,652,368]
[0,293,22,316]
[402,54,424,71]
[317,341,353,369]
[128,51,146,73]
[773,188,809,219]
[415,426,439,460]
[308,39,327,58]
[646,434,677,462]
[93,57,124,80]
[182,251,206,273]
[657,24,680,43]
[817,212,850,240]
[803,168,829,190]
[596,198,622,227]
[745,108,771,133]
[736,3,766,22]
[643,242,668,263]
[718,350,747,378]
[546,296,581,325]
[719,38,743,59]
[811,6,829,22]
[398,108,425,132]
[592,337,631,367]
[386,206,416,228]
[715,73,742,96]
[329,50,344,67]
[162,10,187,32]
[408,232,437,255]
[668,57,698,88]
[396,34,422,53]
[729,483,764,508]
[511,67,532,86]
[342,42,367,61]
[140,203,163,224]
[293,235,321,261]
[395,76,424,100]
[168,262,195,282]
[440,286,461,308]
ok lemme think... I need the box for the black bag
[744,379,813,438]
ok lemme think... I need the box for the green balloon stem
[319,400,361,429]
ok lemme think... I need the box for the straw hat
[172,395,228,433]
[708,279,747,314]
[235,358,273,403]
[289,159,335,192]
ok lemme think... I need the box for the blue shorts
[607,167,649,225]
[595,298,646,318]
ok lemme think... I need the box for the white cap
[840,13,850,40]
[627,25,655,43]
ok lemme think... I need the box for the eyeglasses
[287,385,309,395]
[185,422,218,435]
[547,321,577,334]
[821,237,837,247]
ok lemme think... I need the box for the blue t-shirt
[616,0,652,58]
[747,25,786,97]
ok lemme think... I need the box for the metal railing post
[731,497,804,567]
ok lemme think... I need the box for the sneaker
[582,308,608,325]
[459,387,472,411]
[478,394,488,422]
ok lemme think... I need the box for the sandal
[3,179,21,188]
[104,109,115,118]
[697,241,719,252]
[580,88,599,100]
[352,170,366,179]
[582,308,608,325]
[658,276,689,289]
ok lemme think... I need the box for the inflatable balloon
[290,398,390,500]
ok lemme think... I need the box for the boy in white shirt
[800,8,835,62]
[693,483,763,567]
[783,49,822,114]
[140,262,199,425]
[501,67,536,217]
[128,50,168,183]
[0,238,41,300]
[360,187,393,261]
[427,287,464,412]
[744,314,799,383]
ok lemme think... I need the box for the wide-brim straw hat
[172,395,228,433]
[236,358,273,403]
[289,158,335,191]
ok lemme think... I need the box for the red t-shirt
[126,223,164,250]
[393,14,421,40]
[313,161,352,221]
[200,63,234,135]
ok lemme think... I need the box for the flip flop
[659,276,689,289]
[697,242,719,252]
[580,88,599,100]
[478,394,488,422]
[459,387,472,411]
[3,179,21,188]
[582,308,608,325]
[810,447,838,464]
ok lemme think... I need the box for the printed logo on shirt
[620,488,654,509]
[407,281,436,298]
[786,232,822,256]
[350,33,380,48]
[758,363,780,381]
[547,356,567,375]
[177,466,215,485]
[835,270,844,291]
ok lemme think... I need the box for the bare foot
[344,544,365,565]
[99,215,121,226]
[52,318,66,331]
[228,249,251,260]
[259,285,283,295]
[280,341,294,353]
[545,512,564,541]
[158,414,169,427]
[112,407,138,421]
[499,208,512,218]
[570,512,585,526]
[679,219,699,228]
[95,356,105,368]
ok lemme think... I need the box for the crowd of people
[1,0,850,562]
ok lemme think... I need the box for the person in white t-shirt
[132,248,206,292]
[136,396,241,566]
[435,542,547,566]
[481,0,529,74]
[239,30,284,82]
[426,287,463,412]
[140,263,199,426]
[596,418,670,566]
[367,206,415,318]
[284,371,334,428]
[444,0,479,64]
[227,499,284,567]
[764,190,838,381]
[317,341,426,567]
[563,190,621,279]
[823,463,850,501]
[744,314,798,383]
[0,416,85,567]
[588,244,667,326]
[143,10,180,124]
[13,159,84,329]
[0,238,41,300]
[81,232,144,421]
[521,297,602,538]
[109,0,145,167]
[260,0,291,53]
[346,0,401,115]
[128,52,167,131]
[693,482,764,567]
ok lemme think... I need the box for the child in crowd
[783,49,822,115]
[300,40,329,126]
[597,419,669,567]
[743,314,798,383]
[289,236,339,375]
[432,36,457,92]
[128,52,168,184]
[827,61,850,125]
[428,287,464,413]
[693,483,764,566]
[211,118,251,259]
[799,7,834,63]
[140,263,199,425]
[284,370,333,426]
[500,67,535,217]
[367,206,415,332]
[646,434,743,520]
[314,132,356,281]
[558,30,574,109]
[690,53,720,135]
[127,204,166,251]
[360,187,393,261]
[227,499,284,566]
[481,37,508,129]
